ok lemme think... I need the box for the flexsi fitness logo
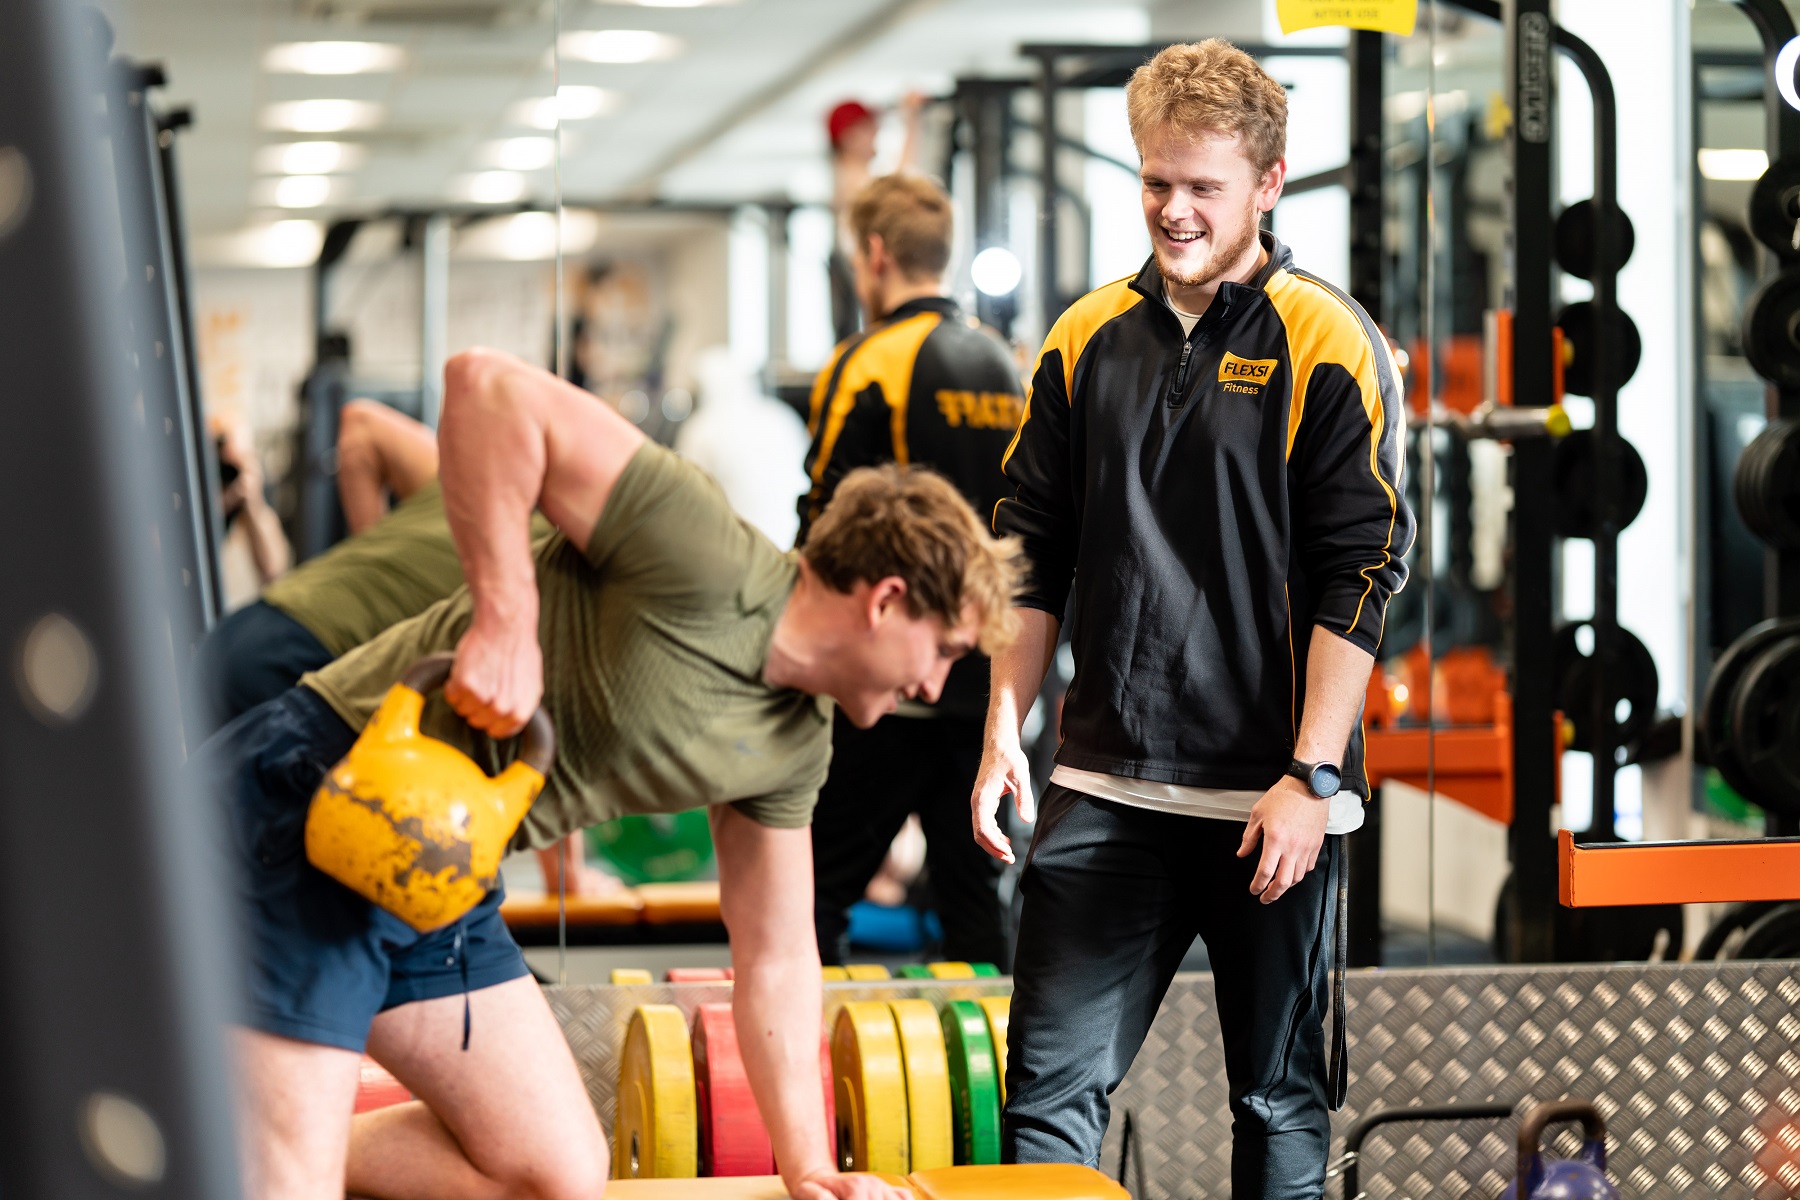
[1218,352,1277,395]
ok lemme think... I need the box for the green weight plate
[586,811,715,885]
[938,1001,1002,1165]
[897,964,934,980]
[969,963,1000,978]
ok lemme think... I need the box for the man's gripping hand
[447,611,543,738]
[1237,775,1329,904]
[970,730,1035,865]
[793,1170,913,1200]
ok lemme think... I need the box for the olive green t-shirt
[262,481,459,656]
[301,443,832,847]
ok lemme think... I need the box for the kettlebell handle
[400,654,556,777]
[1516,1097,1607,1183]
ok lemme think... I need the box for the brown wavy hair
[1125,39,1288,173]
[803,464,1026,652]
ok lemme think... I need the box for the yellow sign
[1276,0,1418,36]
[1219,353,1277,385]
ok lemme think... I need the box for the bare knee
[498,1131,608,1200]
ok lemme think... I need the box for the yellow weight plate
[830,1002,909,1174]
[611,968,653,986]
[821,966,850,982]
[977,996,1010,1105]
[613,1005,697,1179]
[926,962,976,980]
[845,963,891,981]
[888,999,953,1171]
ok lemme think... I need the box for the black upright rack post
[1346,27,1387,968]
[1503,0,1561,963]
[0,0,244,1193]
[104,59,217,744]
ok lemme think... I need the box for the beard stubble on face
[1156,192,1263,292]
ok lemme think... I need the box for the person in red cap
[827,94,923,343]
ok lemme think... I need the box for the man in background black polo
[801,172,1025,968]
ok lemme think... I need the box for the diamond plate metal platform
[546,962,1800,1198]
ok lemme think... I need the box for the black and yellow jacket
[798,295,1024,720]
[995,233,1413,796]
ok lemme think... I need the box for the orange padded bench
[501,882,723,946]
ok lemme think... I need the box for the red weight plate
[692,1003,774,1176]
[353,1056,411,1114]
[667,967,732,983]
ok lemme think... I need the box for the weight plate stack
[926,962,977,980]
[1555,301,1642,397]
[897,964,934,980]
[889,998,954,1171]
[1750,156,1800,259]
[845,964,892,981]
[1727,633,1800,816]
[1734,419,1800,549]
[939,1000,1003,1165]
[821,966,850,982]
[831,1001,909,1173]
[1550,429,1648,539]
[613,1004,697,1179]
[1732,901,1800,958]
[978,996,1011,1105]
[692,1003,775,1176]
[1551,622,1660,754]
[666,967,732,983]
[1742,271,1800,390]
[1553,198,1635,280]
[610,968,653,986]
[969,963,1001,977]
[1700,618,1800,808]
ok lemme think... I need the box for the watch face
[1310,764,1342,798]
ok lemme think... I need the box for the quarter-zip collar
[1129,230,1293,339]
[880,295,962,324]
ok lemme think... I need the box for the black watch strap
[1286,757,1341,799]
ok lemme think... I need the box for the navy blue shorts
[201,686,530,1052]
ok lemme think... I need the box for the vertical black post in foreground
[0,0,243,1196]
[1345,27,1387,968]
[1504,0,1561,963]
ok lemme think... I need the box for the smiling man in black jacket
[972,39,1415,1198]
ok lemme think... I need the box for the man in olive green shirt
[213,347,1025,1200]
[192,400,463,730]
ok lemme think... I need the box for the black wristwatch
[1287,758,1342,799]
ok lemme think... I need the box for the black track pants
[810,711,1009,969]
[1003,783,1342,1199]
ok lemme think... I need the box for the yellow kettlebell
[304,653,556,932]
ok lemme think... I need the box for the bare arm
[213,414,291,583]
[710,807,907,1200]
[894,90,926,174]
[1237,626,1375,903]
[969,606,1059,863]
[436,347,646,736]
[336,399,441,533]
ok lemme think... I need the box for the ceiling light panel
[262,100,384,133]
[263,41,406,75]
[454,171,529,204]
[557,29,683,64]
[256,141,368,175]
[480,137,556,171]
[508,86,618,129]
[251,175,340,209]
[601,0,739,6]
